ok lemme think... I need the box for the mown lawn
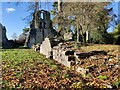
[2,49,85,89]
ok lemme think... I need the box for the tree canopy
[51,2,110,43]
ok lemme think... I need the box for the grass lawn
[2,49,84,89]
[1,44,120,89]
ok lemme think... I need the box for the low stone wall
[52,45,75,67]
[32,39,77,67]
[32,39,91,76]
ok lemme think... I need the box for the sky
[2,2,29,39]
[105,1,120,32]
[0,1,120,39]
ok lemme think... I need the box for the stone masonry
[32,39,91,76]
[40,37,52,58]
[0,23,9,48]
[25,10,56,48]
[52,45,75,67]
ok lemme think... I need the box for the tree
[11,33,18,40]
[22,1,40,24]
[53,2,109,42]
[23,27,30,33]
[114,24,120,35]
[58,0,62,13]
[109,24,120,44]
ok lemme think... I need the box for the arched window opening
[41,13,44,19]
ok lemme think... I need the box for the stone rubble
[0,23,17,48]
[32,43,41,52]
[76,67,89,77]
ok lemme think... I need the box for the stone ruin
[32,38,76,67]
[32,38,91,76]
[33,37,119,79]
[17,8,100,76]
[0,23,8,48]
[0,23,17,48]
[52,43,76,67]
[23,9,91,48]
[33,38,118,82]
[0,23,20,48]
[24,10,56,48]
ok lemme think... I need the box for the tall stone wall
[25,10,56,48]
[0,23,8,48]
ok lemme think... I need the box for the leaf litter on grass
[2,49,85,89]
[2,44,120,89]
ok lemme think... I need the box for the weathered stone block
[40,37,52,58]
[76,67,89,76]
[52,45,76,68]
[32,43,40,52]
[61,58,71,67]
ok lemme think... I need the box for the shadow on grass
[76,50,107,59]
[2,46,30,49]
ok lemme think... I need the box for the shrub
[91,30,105,44]
[91,30,114,44]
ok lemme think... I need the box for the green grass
[2,46,119,89]
[2,49,84,89]
[81,44,119,52]
[97,75,108,80]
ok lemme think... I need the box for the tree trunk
[80,31,85,44]
[77,23,80,42]
[58,0,62,13]
[35,0,39,11]
[58,0,63,39]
